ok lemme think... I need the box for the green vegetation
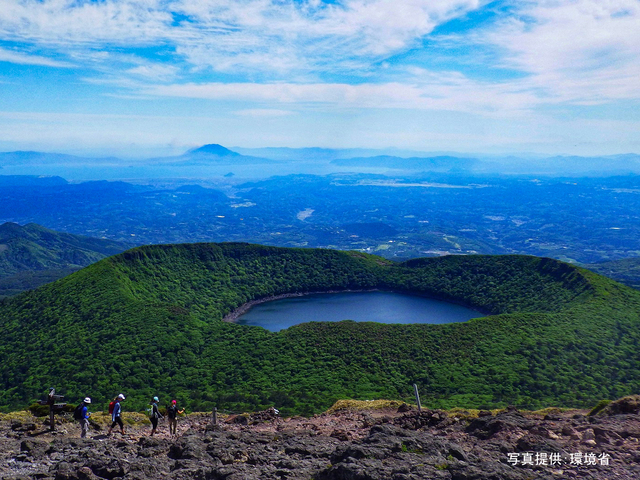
[586,257,640,290]
[0,243,638,416]
[0,222,127,297]
[0,268,79,300]
[587,399,612,416]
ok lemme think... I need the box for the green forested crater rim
[106,242,594,317]
[0,242,638,416]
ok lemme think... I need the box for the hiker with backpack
[149,396,163,436]
[167,399,185,437]
[107,394,126,436]
[74,397,91,438]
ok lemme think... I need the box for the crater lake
[236,291,484,332]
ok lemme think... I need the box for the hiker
[149,396,163,436]
[107,394,126,436]
[167,399,185,436]
[74,397,91,438]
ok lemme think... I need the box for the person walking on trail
[107,394,126,436]
[74,397,91,438]
[167,399,184,437]
[149,396,163,436]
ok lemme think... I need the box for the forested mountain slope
[586,257,640,290]
[0,222,128,297]
[0,243,637,415]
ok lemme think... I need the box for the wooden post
[39,388,66,432]
[413,383,422,413]
[212,407,217,425]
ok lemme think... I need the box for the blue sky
[0,0,639,157]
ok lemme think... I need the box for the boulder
[600,395,640,416]
[466,410,535,440]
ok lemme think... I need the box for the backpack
[73,403,84,421]
[108,401,116,414]
[150,404,162,419]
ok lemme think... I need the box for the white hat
[117,394,125,400]
[84,397,91,404]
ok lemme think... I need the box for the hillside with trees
[586,257,640,290]
[0,222,129,298]
[0,243,637,416]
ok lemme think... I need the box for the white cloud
[172,0,483,73]
[125,63,180,81]
[479,0,640,104]
[0,0,481,75]
[1,0,639,155]
[0,46,73,67]
[144,77,540,116]
[4,0,634,110]
[0,0,172,46]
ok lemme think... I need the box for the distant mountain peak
[187,144,239,157]
[0,222,24,236]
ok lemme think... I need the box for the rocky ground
[0,396,639,480]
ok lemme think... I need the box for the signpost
[38,388,66,431]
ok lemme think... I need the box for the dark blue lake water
[235,291,484,332]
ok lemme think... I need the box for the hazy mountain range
[330,155,479,171]
[0,151,121,166]
[2,144,640,178]
[146,143,278,166]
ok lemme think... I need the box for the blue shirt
[112,401,121,421]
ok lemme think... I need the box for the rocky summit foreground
[1,397,639,480]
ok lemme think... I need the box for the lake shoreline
[222,289,382,323]
[222,288,487,325]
